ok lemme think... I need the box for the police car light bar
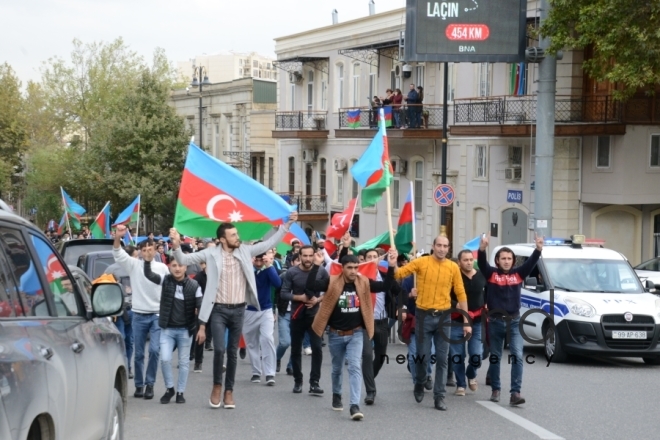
[544,238,568,245]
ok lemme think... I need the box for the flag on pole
[276,223,310,256]
[90,202,111,239]
[346,110,361,128]
[60,187,85,229]
[394,185,415,254]
[57,212,67,235]
[350,109,393,208]
[326,197,358,240]
[353,231,392,252]
[174,142,296,240]
[463,236,481,258]
[123,229,135,246]
[112,195,140,227]
[378,106,393,127]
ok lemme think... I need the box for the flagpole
[93,201,110,238]
[61,187,73,234]
[410,181,417,288]
[380,109,396,249]
[135,195,141,243]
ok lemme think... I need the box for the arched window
[414,160,423,213]
[336,63,344,109]
[307,70,314,112]
[352,63,361,107]
[288,157,295,194]
[319,158,327,202]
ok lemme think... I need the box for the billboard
[405,0,527,63]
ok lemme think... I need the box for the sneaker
[250,375,261,383]
[276,360,281,373]
[468,378,478,391]
[309,382,324,395]
[350,405,364,420]
[485,375,491,386]
[133,387,144,398]
[144,385,154,400]
[160,387,175,404]
[128,369,134,380]
[414,384,425,403]
[286,367,293,376]
[446,377,456,387]
[293,382,303,394]
[510,392,526,406]
[454,387,466,396]
[332,393,343,411]
[490,390,501,402]
[425,376,433,391]
[303,347,312,356]
[364,391,376,405]
[176,392,185,404]
[205,341,213,351]
[194,363,202,373]
[239,348,246,359]
[434,397,448,411]
[266,376,275,386]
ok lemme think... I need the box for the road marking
[477,401,565,440]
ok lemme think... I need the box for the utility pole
[440,61,449,237]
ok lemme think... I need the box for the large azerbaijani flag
[353,231,391,252]
[394,183,415,254]
[350,108,393,208]
[174,142,296,240]
[112,195,140,227]
[90,202,111,239]
[463,235,481,258]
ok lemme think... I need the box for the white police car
[490,235,660,364]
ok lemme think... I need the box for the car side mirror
[645,279,656,293]
[524,277,538,291]
[91,283,124,318]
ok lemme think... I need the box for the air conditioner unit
[505,167,522,181]
[302,149,317,163]
[334,159,347,171]
[395,64,401,76]
[391,159,408,176]
[289,71,303,83]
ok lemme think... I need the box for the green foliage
[0,63,29,199]
[541,0,660,99]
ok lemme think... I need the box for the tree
[0,63,29,201]
[541,0,660,99]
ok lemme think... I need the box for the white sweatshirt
[112,246,169,314]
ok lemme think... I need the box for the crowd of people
[107,213,544,420]
[370,83,425,129]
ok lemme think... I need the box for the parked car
[0,202,127,440]
[634,257,660,289]
[77,250,116,280]
[55,238,119,267]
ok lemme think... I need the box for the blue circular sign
[434,184,455,207]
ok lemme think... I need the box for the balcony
[336,105,445,139]
[278,193,329,221]
[451,95,626,137]
[272,111,329,139]
[622,95,660,124]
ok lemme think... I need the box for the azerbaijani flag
[57,212,67,235]
[347,109,361,128]
[61,187,85,229]
[90,202,111,239]
[113,195,140,227]
[379,106,393,127]
[350,109,393,208]
[276,223,310,256]
[123,229,135,246]
[353,231,391,252]
[463,236,481,258]
[394,183,414,254]
[174,142,296,240]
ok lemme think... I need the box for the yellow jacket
[394,256,466,311]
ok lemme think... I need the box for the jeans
[407,331,434,384]
[190,321,204,364]
[132,312,160,388]
[329,329,364,406]
[449,319,483,388]
[210,305,244,390]
[290,314,323,384]
[242,310,276,376]
[115,309,134,370]
[160,327,193,392]
[415,310,451,399]
[277,312,293,370]
[393,109,401,128]
[488,317,524,394]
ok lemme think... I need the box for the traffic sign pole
[440,61,449,237]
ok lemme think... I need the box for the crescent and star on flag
[206,195,244,223]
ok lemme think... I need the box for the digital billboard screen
[405,0,527,63]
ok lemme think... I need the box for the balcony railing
[275,111,328,130]
[622,95,660,124]
[338,104,445,129]
[453,95,622,124]
[278,193,328,213]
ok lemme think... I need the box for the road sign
[405,0,527,63]
[507,190,523,204]
[434,184,455,207]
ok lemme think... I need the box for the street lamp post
[191,66,212,147]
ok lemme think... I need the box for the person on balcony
[404,84,420,128]
[393,89,403,128]
[417,86,426,129]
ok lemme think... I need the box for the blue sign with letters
[507,190,523,204]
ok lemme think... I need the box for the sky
[1,0,406,84]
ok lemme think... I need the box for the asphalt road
[125,339,660,440]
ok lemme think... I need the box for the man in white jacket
[113,226,169,400]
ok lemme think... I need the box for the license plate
[612,331,647,339]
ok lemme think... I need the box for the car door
[28,232,112,440]
[0,223,79,440]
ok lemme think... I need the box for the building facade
[177,52,278,84]
[272,6,660,264]
[171,78,280,190]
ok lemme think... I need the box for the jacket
[172,225,288,324]
[248,265,281,311]
[112,246,169,314]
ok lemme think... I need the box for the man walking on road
[113,226,169,400]
[169,212,297,409]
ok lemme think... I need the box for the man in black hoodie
[143,245,203,405]
[477,233,543,407]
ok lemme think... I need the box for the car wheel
[642,357,660,365]
[106,389,124,440]
[544,325,568,363]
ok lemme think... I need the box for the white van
[489,236,660,364]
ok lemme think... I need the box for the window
[369,71,377,102]
[508,146,523,168]
[336,171,344,204]
[391,70,396,90]
[227,121,233,151]
[290,83,295,111]
[479,63,491,97]
[320,158,327,201]
[288,156,295,194]
[0,249,19,317]
[475,145,487,178]
[305,163,313,210]
[392,177,400,210]
[597,136,610,168]
[447,63,456,101]
[239,68,243,76]
[352,63,361,107]
[307,70,314,112]
[214,123,220,155]
[414,161,423,213]
[268,157,274,190]
[651,135,660,167]
[415,65,425,88]
[351,159,359,200]
[337,64,344,109]
[321,79,327,110]
[243,121,248,149]
[253,60,259,68]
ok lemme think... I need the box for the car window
[92,257,114,279]
[544,258,644,293]
[29,234,81,317]
[75,274,92,305]
[637,258,660,272]
[0,250,18,317]
[0,226,48,317]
